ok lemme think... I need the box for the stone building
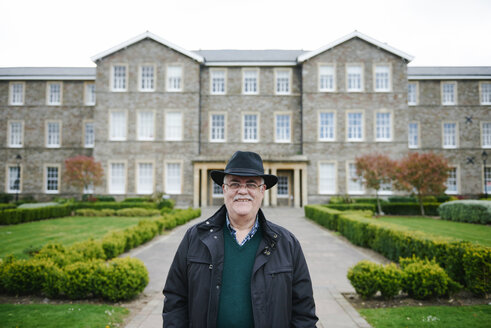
[1,31,490,207]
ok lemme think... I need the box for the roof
[408,66,491,80]
[91,31,204,63]
[0,67,96,80]
[195,49,306,66]
[297,31,414,63]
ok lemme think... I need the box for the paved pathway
[124,207,386,328]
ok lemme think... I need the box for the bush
[388,196,416,203]
[72,202,157,211]
[462,246,491,297]
[61,260,102,299]
[381,202,441,216]
[157,198,175,210]
[116,208,160,217]
[347,260,380,299]
[329,195,354,204]
[74,209,100,216]
[0,205,73,225]
[82,195,115,202]
[122,197,153,203]
[0,193,14,204]
[101,232,126,259]
[378,263,403,299]
[438,200,491,224]
[324,203,376,212]
[0,204,16,211]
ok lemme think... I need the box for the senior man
[163,151,317,327]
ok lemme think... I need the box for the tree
[394,152,451,216]
[355,153,396,214]
[64,156,104,199]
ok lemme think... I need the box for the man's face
[223,175,265,220]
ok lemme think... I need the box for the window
[319,162,336,194]
[375,111,392,141]
[45,166,59,193]
[7,165,21,193]
[165,162,181,194]
[139,65,155,91]
[275,69,290,94]
[408,122,419,148]
[211,69,226,94]
[408,82,418,105]
[137,111,155,141]
[482,122,491,148]
[165,112,182,141]
[109,111,127,141]
[446,167,458,194]
[319,64,335,92]
[243,114,258,142]
[347,112,363,141]
[442,82,457,105]
[210,113,225,142]
[347,65,363,92]
[347,163,364,194]
[243,69,259,94]
[319,111,335,141]
[47,82,62,105]
[167,66,182,92]
[275,114,291,143]
[83,183,94,194]
[379,182,393,195]
[277,176,289,198]
[109,162,126,194]
[212,183,223,197]
[111,65,127,91]
[485,167,491,194]
[374,65,390,92]
[85,83,96,105]
[137,162,154,194]
[8,121,23,148]
[9,82,24,105]
[84,122,95,148]
[443,122,458,148]
[481,82,491,105]
[46,121,61,148]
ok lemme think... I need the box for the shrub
[100,208,117,216]
[329,195,354,204]
[75,208,100,216]
[157,198,175,210]
[378,263,403,299]
[0,204,16,211]
[0,193,14,204]
[353,198,387,205]
[101,232,126,259]
[69,239,106,261]
[82,195,115,202]
[347,260,380,299]
[381,202,441,216]
[0,205,73,225]
[122,197,153,203]
[438,200,491,224]
[324,203,376,212]
[71,202,156,211]
[61,260,102,299]
[462,246,491,297]
[388,196,416,203]
[116,208,160,217]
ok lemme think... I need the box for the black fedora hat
[210,151,278,189]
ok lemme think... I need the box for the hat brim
[210,170,278,190]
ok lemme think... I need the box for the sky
[1,0,490,68]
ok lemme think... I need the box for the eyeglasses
[224,183,265,191]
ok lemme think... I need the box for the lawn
[375,216,491,247]
[0,303,128,328]
[0,216,155,259]
[359,305,491,328]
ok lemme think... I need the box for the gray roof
[408,66,491,79]
[0,67,96,80]
[195,50,306,65]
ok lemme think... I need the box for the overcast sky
[1,0,490,67]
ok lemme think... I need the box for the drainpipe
[198,64,203,155]
[299,63,303,155]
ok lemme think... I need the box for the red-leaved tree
[394,152,451,216]
[355,153,396,214]
[64,156,104,198]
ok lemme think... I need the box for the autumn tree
[355,153,396,214]
[394,152,451,216]
[64,156,104,199]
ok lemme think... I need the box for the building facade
[1,31,490,207]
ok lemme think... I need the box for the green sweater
[217,226,262,328]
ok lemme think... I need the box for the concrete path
[124,207,386,328]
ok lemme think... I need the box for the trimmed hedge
[381,202,441,216]
[438,200,491,224]
[0,204,16,211]
[305,205,490,296]
[324,203,376,212]
[0,205,72,225]
[75,207,160,217]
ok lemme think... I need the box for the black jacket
[163,205,318,327]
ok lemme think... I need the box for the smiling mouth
[235,199,252,202]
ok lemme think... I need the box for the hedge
[305,205,490,297]
[438,200,491,224]
[0,204,16,211]
[0,205,73,225]
[324,202,440,215]
[324,203,376,212]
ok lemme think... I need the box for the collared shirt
[225,213,259,246]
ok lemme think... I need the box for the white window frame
[8,120,24,148]
[210,112,226,142]
[375,110,393,142]
[441,81,457,106]
[165,111,183,141]
[445,166,459,195]
[137,110,155,141]
[373,64,391,92]
[111,64,128,92]
[484,166,491,194]
[318,110,336,141]
[46,81,62,105]
[318,161,337,195]
[6,164,22,194]
[45,120,61,148]
[83,120,95,148]
[481,121,491,148]
[347,162,365,195]
[408,81,418,106]
[242,112,259,143]
[212,182,224,198]
[164,161,182,194]
[139,64,156,92]
[319,64,336,92]
[442,122,459,149]
[480,82,491,105]
[242,68,259,95]
[408,121,420,149]
[108,161,127,195]
[276,175,289,198]
[109,110,127,141]
[9,82,25,105]
[44,164,60,194]
[275,69,291,95]
[84,82,96,105]
[346,64,363,92]
[346,110,364,142]
[136,161,155,195]
[166,65,182,92]
[274,112,292,143]
[210,68,227,95]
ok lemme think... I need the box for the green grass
[376,216,491,247]
[0,303,128,328]
[359,305,491,328]
[0,216,153,259]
